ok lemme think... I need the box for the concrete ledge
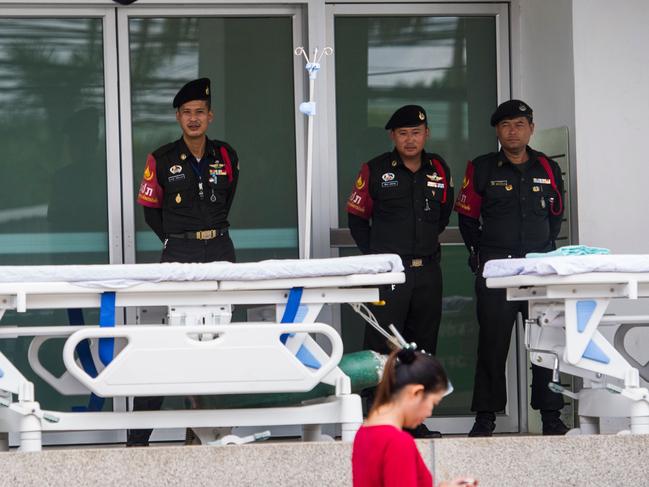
[0,442,356,487]
[1,434,647,486]
[433,435,649,487]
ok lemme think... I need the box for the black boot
[468,411,496,437]
[404,423,443,439]
[541,410,569,436]
[126,429,151,447]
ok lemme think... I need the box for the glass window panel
[0,17,109,411]
[335,16,498,415]
[0,18,108,264]
[129,17,298,264]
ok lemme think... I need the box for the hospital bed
[0,254,404,451]
[485,254,649,435]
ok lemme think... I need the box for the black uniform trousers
[126,234,235,446]
[471,264,564,413]
[365,258,442,355]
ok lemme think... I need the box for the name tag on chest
[427,181,445,189]
[168,173,186,182]
[490,180,508,187]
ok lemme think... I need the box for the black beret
[385,105,427,130]
[490,99,533,126]
[173,78,211,109]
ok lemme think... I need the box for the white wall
[513,0,578,239]
[572,0,649,252]
[515,0,576,133]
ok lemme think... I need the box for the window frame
[0,6,122,264]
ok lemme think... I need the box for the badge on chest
[426,172,444,189]
[168,164,186,182]
[381,172,398,188]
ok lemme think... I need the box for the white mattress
[0,254,403,288]
[483,254,649,278]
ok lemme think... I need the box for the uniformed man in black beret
[455,99,567,436]
[131,77,239,446]
[346,105,453,437]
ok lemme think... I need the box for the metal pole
[295,47,332,259]
[304,75,315,259]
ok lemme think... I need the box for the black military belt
[401,255,434,268]
[167,229,228,240]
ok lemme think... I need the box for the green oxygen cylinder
[192,350,386,410]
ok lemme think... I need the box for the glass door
[0,5,122,445]
[116,5,305,440]
[325,3,518,434]
[0,2,305,446]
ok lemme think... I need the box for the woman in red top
[352,348,477,487]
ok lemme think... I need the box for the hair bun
[397,348,416,365]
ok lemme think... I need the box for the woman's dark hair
[371,348,448,412]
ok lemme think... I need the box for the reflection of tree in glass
[130,18,200,125]
[47,107,108,233]
[0,19,104,217]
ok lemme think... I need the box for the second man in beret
[346,105,454,438]
[454,99,567,437]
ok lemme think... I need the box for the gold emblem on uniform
[418,111,425,121]
[355,175,365,190]
[391,160,397,167]
[505,184,513,191]
[143,165,154,181]
[180,153,187,161]
[175,193,182,203]
[532,186,541,192]
[462,177,470,189]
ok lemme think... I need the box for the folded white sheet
[0,254,403,287]
[483,254,649,278]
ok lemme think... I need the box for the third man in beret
[132,77,239,446]
[454,99,567,437]
[346,105,453,437]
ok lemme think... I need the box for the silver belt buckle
[411,258,423,268]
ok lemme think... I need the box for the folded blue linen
[526,245,610,258]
